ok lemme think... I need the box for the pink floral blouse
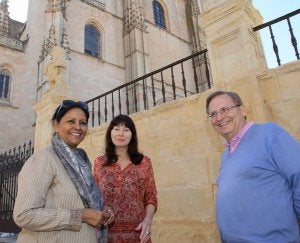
[93,155,157,243]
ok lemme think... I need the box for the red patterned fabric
[93,155,157,243]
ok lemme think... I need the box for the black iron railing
[253,9,300,66]
[0,141,34,233]
[86,49,212,127]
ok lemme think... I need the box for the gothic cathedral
[0,0,205,151]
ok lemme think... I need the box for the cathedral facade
[0,0,204,151]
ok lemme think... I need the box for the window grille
[152,1,166,29]
[0,69,10,100]
[84,24,100,58]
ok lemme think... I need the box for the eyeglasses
[55,100,89,119]
[207,105,241,120]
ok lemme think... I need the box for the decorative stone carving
[39,24,57,62]
[186,0,205,53]
[44,46,68,90]
[46,0,70,20]
[40,0,71,63]
[191,0,201,16]
[60,28,71,60]
[39,25,70,62]
[0,0,9,36]
[124,0,146,34]
[81,0,105,10]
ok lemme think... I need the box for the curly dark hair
[104,114,144,165]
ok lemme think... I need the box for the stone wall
[81,93,221,243]
[257,61,300,140]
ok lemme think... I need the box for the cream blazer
[13,145,97,243]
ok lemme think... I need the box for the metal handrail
[253,9,300,66]
[86,49,212,127]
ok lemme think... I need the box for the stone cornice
[0,35,23,51]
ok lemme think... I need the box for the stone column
[200,0,269,122]
[33,46,74,151]
[123,0,149,81]
[123,0,151,112]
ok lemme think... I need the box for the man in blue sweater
[206,90,300,243]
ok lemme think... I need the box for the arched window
[0,69,11,100]
[84,24,100,58]
[152,1,166,29]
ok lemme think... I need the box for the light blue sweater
[216,123,300,243]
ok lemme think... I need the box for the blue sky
[252,0,300,67]
[252,0,299,22]
[8,0,300,68]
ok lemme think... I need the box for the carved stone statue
[44,46,69,90]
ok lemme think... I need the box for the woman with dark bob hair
[93,114,157,243]
[14,99,114,243]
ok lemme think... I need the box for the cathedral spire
[39,0,70,62]
[1,0,8,8]
[0,0,9,36]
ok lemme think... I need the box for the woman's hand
[81,208,113,227]
[135,219,152,243]
[102,206,114,225]
[136,204,156,242]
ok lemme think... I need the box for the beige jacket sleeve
[13,146,82,232]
